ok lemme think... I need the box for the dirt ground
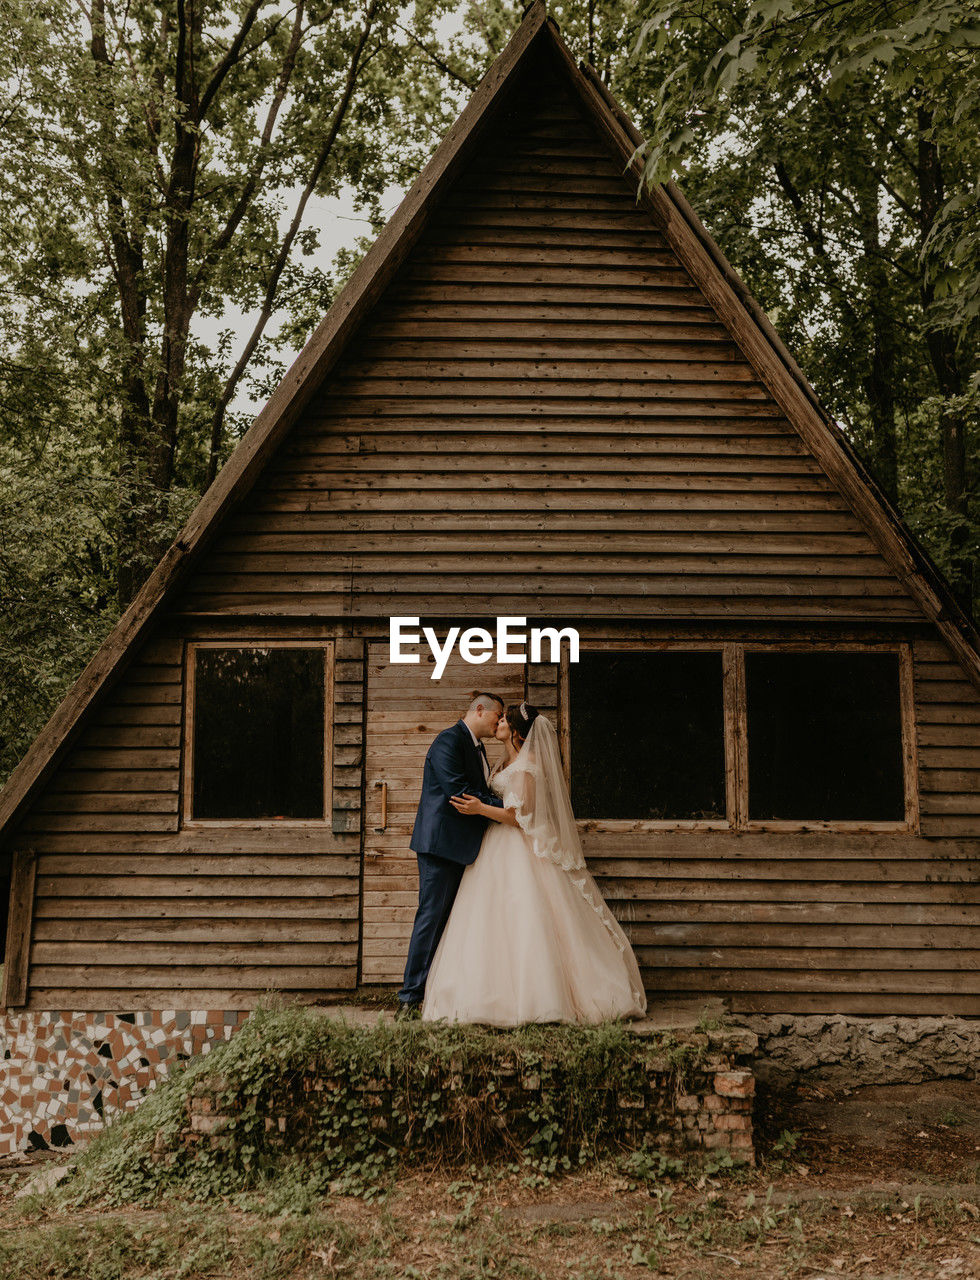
[2,1077,979,1279]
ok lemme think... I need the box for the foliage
[0,1200,364,1280]
[627,0,980,602]
[0,423,118,781]
[0,0,475,783]
[6,1177,980,1279]
[59,1005,709,1205]
[765,1126,807,1173]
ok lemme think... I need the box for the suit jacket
[410,720,504,865]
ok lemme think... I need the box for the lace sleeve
[502,765,535,819]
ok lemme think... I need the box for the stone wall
[0,1010,250,1155]
[179,1028,758,1167]
[1,1011,759,1165]
[738,1015,980,1090]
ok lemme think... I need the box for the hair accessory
[519,701,528,720]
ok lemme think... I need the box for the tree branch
[772,158,852,305]
[191,0,307,298]
[89,0,170,194]
[392,19,479,91]
[205,0,381,484]
[196,0,267,123]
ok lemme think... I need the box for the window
[745,651,905,821]
[184,643,332,823]
[562,644,913,830]
[569,651,726,821]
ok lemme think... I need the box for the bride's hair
[505,701,539,744]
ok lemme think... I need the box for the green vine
[60,1005,713,1205]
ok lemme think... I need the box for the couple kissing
[397,693,647,1026]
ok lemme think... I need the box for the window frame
[181,639,335,829]
[558,639,919,834]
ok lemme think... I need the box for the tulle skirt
[421,820,647,1027]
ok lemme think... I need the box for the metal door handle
[374,780,388,834]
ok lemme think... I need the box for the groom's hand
[449,792,483,816]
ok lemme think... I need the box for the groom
[397,692,505,1012]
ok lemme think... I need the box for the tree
[1,0,469,607]
[629,0,980,610]
[0,0,472,782]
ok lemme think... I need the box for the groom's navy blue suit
[398,719,503,1007]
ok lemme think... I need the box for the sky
[192,4,469,422]
[191,182,407,418]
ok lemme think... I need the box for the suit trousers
[398,851,466,1006]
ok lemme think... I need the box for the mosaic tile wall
[0,1009,251,1155]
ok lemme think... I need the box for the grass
[4,1166,979,1280]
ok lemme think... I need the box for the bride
[421,703,647,1026]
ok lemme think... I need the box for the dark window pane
[192,647,325,820]
[570,651,726,820]
[746,651,904,821]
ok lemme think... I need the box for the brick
[189,1113,220,1134]
[714,1070,754,1098]
[617,1095,645,1109]
[727,1096,754,1112]
[702,1131,731,1149]
[675,1094,699,1113]
[703,1093,726,1112]
[714,1113,752,1132]
[729,1132,755,1151]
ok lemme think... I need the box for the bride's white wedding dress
[421,716,647,1026]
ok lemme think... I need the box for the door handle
[373,780,388,834]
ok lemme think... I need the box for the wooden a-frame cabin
[2,3,979,1034]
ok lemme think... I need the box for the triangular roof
[2,0,979,843]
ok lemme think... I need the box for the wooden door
[361,645,524,984]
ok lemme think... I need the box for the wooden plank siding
[8,632,360,1010]
[2,41,977,1017]
[915,636,980,840]
[519,637,979,1015]
[174,67,920,623]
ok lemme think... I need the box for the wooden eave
[1,0,979,849]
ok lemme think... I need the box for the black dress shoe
[395,1003,422,1021]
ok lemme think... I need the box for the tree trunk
[863,311,899,506]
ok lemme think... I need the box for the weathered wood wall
[176,66,919,624]
[535,628,979,1016]
[7,623,977,1013]
[2,53,976,1015]
[350,630,980,1017]
[12,627,360,1011]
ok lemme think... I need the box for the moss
[59,1005,712,1206]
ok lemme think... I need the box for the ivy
[60,1006,710,1205]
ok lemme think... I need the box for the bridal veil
[501,714,585,872]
